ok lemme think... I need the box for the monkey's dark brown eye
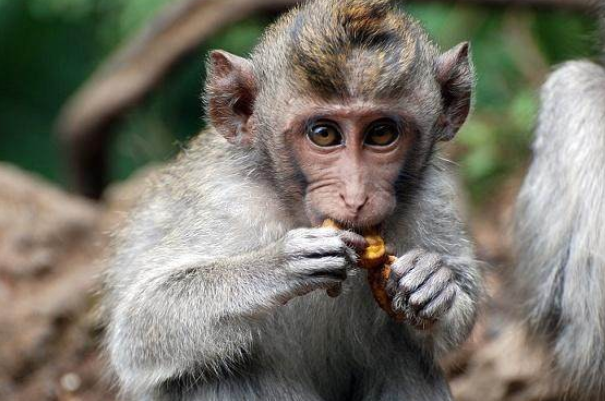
[307,123,343,147]
[365,120,400,147]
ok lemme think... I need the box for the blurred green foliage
[0,0,599,202]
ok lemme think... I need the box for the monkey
[102,0,482,400]
[510,4,605,400]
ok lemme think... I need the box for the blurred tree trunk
[56,0,595,199]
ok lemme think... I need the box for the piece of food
[321,219,340,230]
[358,229,387,269]
[321,219,404,320]
[367,255,403,320]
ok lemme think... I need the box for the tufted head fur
[252,0,435,100]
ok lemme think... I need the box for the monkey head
[205,0,473,229]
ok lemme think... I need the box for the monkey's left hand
[386,249,458,329]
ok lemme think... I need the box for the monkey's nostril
[340,193,368,214]
[355,197,369,212]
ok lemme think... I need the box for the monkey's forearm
[413,255,481,356]
[107,243,295,391]
[107,225,356,392]
[431,258,480,356]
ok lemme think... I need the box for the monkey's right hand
[280,228,367,297]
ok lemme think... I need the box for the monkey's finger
[390,249,424,278]
[396,253,441,295]
[338,231,368,253]
[293,256,348,279]
[293,277,344,299]
[418,283,457,321]
[327,283,342,298]
[391,292,419,323]
[312,227,342,237]
[288,235,347,258]
[408,267,454,309]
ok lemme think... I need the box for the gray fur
[103,134,480,400]
[103,1,481,399]
[512,59,605,399]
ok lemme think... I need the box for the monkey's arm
[423,251,481,356]
[107,245,285,392]
[105,223,357,394]
[388,168,482,356]
[393,244,480,357]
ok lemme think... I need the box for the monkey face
[284,100,418,229]
[205,10,474,230]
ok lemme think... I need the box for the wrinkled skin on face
[286,101,415,229]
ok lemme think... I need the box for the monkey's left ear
[205,50,257,146]
[434,42,474,142]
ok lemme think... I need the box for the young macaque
[103,0,482,400]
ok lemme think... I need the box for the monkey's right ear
[205,50,257,146]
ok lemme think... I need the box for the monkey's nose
[340,193,368,215]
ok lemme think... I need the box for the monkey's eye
[307,122,343,147]
[364,120,400,147]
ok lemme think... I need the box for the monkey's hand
[387,249,458,330]
[281,228,367,297]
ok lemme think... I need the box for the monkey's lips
[313,213,387,233]
[305,196,394,231]
[315,214,385,236]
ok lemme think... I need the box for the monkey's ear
[205,50,257,146]
[434,42,474,142]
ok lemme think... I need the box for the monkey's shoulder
[114,130,290,257]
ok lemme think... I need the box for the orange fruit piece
[321,220,403,320]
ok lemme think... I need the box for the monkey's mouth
[306,200,388,233]
[325,217,385,236]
